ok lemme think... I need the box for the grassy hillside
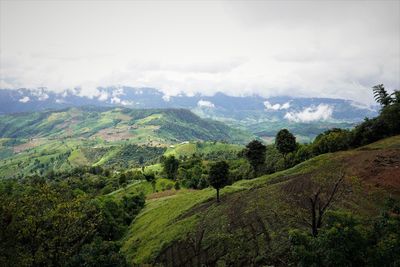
[164,141,242,159]
[121,135,400,265]
[0,107,253,144]
[0,107,253,178]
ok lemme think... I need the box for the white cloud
[19,96,30,103]
[120,100,133,106]
[38,93,49,101]
[162,95,171,102]
[97,92,109,101]
[284,104,333,122]
[0,1,398,104]
[197,100,215,108]
[264,101,290,110]
[110,96,121,104]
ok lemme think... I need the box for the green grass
[68,149,89,166]
[164,141,243,158]
[164,142,197,157]
[122,188,215,264]
[121,135,400,265]
[359,135,400,149]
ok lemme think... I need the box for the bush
[313,128,352,154]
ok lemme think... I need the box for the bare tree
[283,170,346,237]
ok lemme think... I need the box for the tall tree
[275,129,297,161]
[244,140,266,176]
[208,161,230,202]
[162,156,179,180]
[373,84,392,107]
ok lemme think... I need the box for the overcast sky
[1,0,399,104]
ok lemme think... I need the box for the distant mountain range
[0,87,378,142]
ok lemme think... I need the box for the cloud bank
[0,1,399,104]
[284,104,334,123]
[197,100,215,108]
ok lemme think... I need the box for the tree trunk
[216,188,220,202]
[310,197,318,237]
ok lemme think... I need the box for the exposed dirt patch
[92,128,135,142]
[341,149,400,192]
[13,139,44,153]
[147,190,180,200]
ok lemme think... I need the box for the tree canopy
[275,129,297,159]
[208,161,230,202]
[162,155,179,180]
[244,140,266,176]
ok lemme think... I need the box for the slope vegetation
[0,107,253,177]
[0,107,253,143]
[121,136,400,266]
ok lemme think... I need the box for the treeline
[0,176,145,266]
[155,85,399,201]
[285,85,399,168]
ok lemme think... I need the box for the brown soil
[147,190,179,200]
[13,139,44,153]
[342,149,400,192]
[93,128,135,142]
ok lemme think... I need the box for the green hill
[120,135,400,266]
[0,107,253,144]
[0,107,253,178]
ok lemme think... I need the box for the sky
[0,0,399,104]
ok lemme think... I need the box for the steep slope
[121,136,400,266]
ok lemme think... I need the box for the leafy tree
[174,181,181,190]
[244,140,266,176]
[163,155,179,180]
[289,211,368,267]
[275,129,297,162]
[373,84,392,107]
[0,181,99,266]
[208,161,230,202]
[119,173,127,186]
[392,90,400,104]
[313,128,351,154]
[69,237,127,267]
[144,172,156,192]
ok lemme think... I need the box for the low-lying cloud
[284,104,334,123]
[264,101,290,110]
[197,100,215,108]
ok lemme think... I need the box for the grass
[164,141,243,158]
[359,135,400,149]
[121,135,400,265]
[68,149,89,166]
[122,188,215,264]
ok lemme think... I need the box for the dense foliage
[0,178,145,266]
[208,160,230,202]
[289,201,400,267]
[244,140,267,176]
[162,155,180,180]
